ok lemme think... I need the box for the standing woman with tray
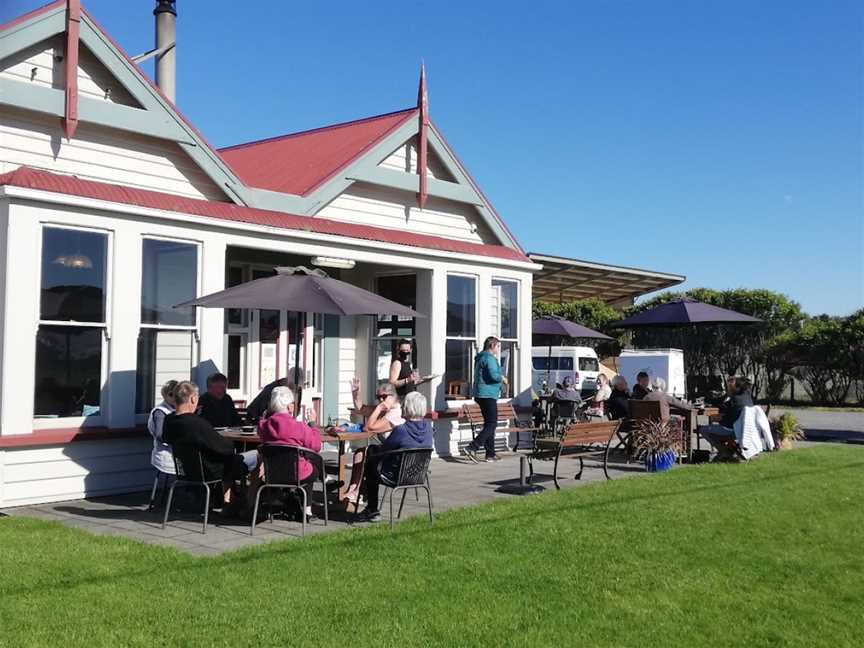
[464,336,507,463]
[389,338,420,398]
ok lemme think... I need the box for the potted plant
[770,413,805,450]
[632,419,679,472]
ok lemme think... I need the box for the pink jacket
[257,412,322,481]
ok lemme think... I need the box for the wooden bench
[530,420,621,488]
[460,402,541,452]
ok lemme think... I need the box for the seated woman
[356,391,433,523]
[643,377,691,420]
[699,376,753,460]
[607,375,631,420]
[148,380,179,478]
[585,374,611,420]
[350,377,405,438]
[550,376,582,426]
[257,386,323,521]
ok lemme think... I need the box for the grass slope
[1,446,862,647]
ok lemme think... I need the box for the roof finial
[416,61,429,210]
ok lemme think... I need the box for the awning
[528,253,685,306]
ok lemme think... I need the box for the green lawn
[1,446,862,647]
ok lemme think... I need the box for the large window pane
[40,228,107,323]
[141,239,197,326]
[34,325,102,417]
[493,280,518,340]
[135,329,194,412]
[376,274,416,338]
[444,339,474,394]
[447,275,476,337]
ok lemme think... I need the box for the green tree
[532,298,623,357]
[788,316,855,405]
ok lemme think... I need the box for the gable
[0,2,250,205]
[378,136,456,182]
[0,35,139,107]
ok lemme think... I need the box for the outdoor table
[219,426,377,513]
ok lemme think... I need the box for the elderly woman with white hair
[257,386,323,521]
[644,376,692,420]
[356,391,434,523]
[607,375,631,420]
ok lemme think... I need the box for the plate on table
[214,427,228,432]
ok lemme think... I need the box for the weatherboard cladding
[0,167,531,263]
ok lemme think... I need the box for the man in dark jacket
[357,391,433,523]
[197,373,242,428]
[699,376,754,460]
[631,372,651,400]
[164,381,254,509]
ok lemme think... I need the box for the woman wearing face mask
[389,338,420,398]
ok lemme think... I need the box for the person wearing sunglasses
[350,377,405,438]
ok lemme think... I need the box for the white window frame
[34,223,113,429]
[135,235,202,415]
[445,272,478,394]
[492,277,520,397]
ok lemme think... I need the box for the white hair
[269,386,295,414]
[651,377,666,392]
[402,391,427,419]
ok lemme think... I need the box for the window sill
[0,426,148,449]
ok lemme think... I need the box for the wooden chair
[628,399,688,462]
[530,420,621,488]
[447,381,468,399]
[459,402,541,452]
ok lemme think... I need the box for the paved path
[3,453,646,556]
[773,408,864,443]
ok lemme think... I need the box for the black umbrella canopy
[532,315,612,340]
[176,266,423,317]
[611,298,762,328]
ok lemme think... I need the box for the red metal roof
[219,109,417,196]
[0,167,530,263]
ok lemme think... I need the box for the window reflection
[40,228,107,323]
[446,275,476,337]
[141,239,197,326]
[34,325,102,417]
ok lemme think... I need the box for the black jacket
[607,389,631,420]
[632,384,650,400]
[198,392,242,428]
[163,413,235,481]
[720,393,753,429]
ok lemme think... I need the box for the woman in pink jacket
[257,386,322,520]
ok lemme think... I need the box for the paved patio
[3,452,646,556]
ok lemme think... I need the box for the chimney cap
[154,1,177,16]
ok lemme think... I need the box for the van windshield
[532,357,574,371]
[579,357,599,372]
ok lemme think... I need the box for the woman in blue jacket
[464,336,506,463]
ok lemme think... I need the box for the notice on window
[260,343,277,386]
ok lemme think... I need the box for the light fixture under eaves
[311,256,356,270]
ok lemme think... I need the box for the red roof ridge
[218,107,417,152]
[0,167,531,264]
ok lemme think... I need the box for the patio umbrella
[610,298,762,328]
[532,316,612,388]
[177,266,423,413]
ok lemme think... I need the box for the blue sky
[4,1,862,315]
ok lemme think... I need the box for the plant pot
[644,450,676,473]
[779,438,794,450]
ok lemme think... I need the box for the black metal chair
[375,448,434,530]
[147,470,175,512]
[250,443,328,537]
[162,448,223,534]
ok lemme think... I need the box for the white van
[531,346,601,395]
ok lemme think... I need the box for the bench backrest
[560,420,620,447]
[629,399,662,421]
[460,402,518,427]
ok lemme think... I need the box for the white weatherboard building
[0,2,683,508]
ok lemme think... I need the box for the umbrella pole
[546,341,552,390]
[293,312,303,417]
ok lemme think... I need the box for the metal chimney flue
[154,0,177,103]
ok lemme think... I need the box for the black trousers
[363,447,388,512]
[470,398,498,457]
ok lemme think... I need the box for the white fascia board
[0,186,542,272]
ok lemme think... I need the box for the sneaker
[357,508,381,523]
[463,446,480,463]
[485,455,502,462]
